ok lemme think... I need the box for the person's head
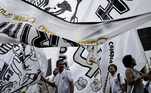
[122,55,136,68]
[108,64,117,75]
[56,59,64,72]
[53,68,59,76]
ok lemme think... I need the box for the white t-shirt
[55,69,73,93]
[47,75,56,93]
[143,81,151,92]
[109,73,125,93]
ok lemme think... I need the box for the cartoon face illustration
[45,0,72,14]
[44,0,74,21]
[24,0,83,22]
[13,44,24,57]
[24,0,49,7]
[90,79,102,92]
[0,60,16,93]
[0,44,41,92]
[24,45,37,62]
[75,77,88,90]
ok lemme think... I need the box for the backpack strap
[117,73,128,92]
[117,73,121,85]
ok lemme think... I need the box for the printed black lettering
[0,43,13,54]
[32,30,59,47]
[2,22,22,38]
[63,38,80,47]
[50,35,59,46]
[0,22,9,30]
[3,68,14,81]
[0,62,9,80]
[109,41,114,63]
[21,23,32,44]
[59,47,68,68]
[60,47,67,54]
[73,46,99,78]
[96,0,129,20]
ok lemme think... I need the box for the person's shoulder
[55,73,59,78]
[64,69,71,73]
[118,73,124,79]
[46,75,54,80]
[126,68,131,71]
[125,68,132,74]
[64,69,72,75]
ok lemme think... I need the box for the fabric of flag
[0,43,48,93]
[137,27,151,68]
[26,0,150,93]
[0,0,151,93]
[0,0,151,47]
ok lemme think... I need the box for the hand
[148,68,151,74]
[146,82,150,87]
[41,76,45,81]
[141,74,148,79]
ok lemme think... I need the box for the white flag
[32,0,150,93]
[0,43,47,93]
[0,0,150,93]
[0,0,151,47]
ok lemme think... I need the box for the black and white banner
[0,0,151,47]
[1,0,151,93]
[138,27,151,68]
[0,43,47,93]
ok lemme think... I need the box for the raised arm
[126,69,134,85]
[69,80,74,93]
[41,76,56,87]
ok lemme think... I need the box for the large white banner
[0,43,48,93]
[0,0,151,47]
[36,0,149,93]
[0,0,151,93]
[57,30,147,93]
[99,30,147,92]
[23,0,151,22]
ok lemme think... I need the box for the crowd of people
[40,55,151,93]
[41,59,74,93]
[108,55,151,93]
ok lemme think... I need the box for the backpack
[117,73,127,92]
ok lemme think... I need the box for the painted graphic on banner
[60,47,102,92]
[0,43,41,93]
[22,0,130,22]
[75,77,88,90]
[96,0,130,20]
[23,0,82,22]
[59,47,69,69]
[1,0,150,93]
[73,46,102,78]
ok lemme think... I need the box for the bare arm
[110,87,112,93]
[146,73,151,87]
[41,76,56,87]
[55,86,58,93]
[121,84,125,93]
[69,81,74,93]
[146,79,151,87]
[126,69,146,84]
[136,70,144,76]
[134,69,149,81]
[126,69,134,85]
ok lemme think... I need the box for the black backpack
[117,73,127,92]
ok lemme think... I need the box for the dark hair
[122,55,133,68]
[108,64,117,72]
[56,59,64,66]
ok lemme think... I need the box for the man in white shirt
[55,60,74,93]
[108,64,125,93]
[41,68,59,93]
[48,68,59,93]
